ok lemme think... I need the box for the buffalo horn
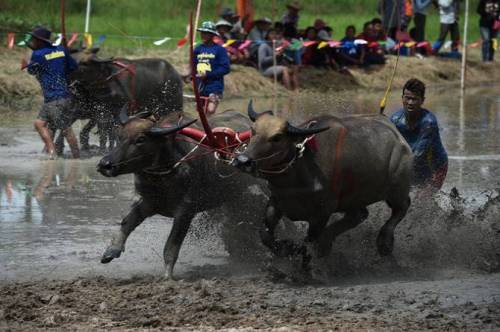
[286,122,330,136]
[247,100,274,122]
[147,119,197,137]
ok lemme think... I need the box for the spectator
[358,21,377,42]
[248,17,273,57]
[282,1,301,29]
[477,0,500,62]
[194,21,231,115]
[434,0,460,53]
[282,22,301,88]
[302,26,325,67]
[216,20,233,41]
[378,0,402,39]
[372,18,388,41]
[220,8,245,39]
[337,25,365,67]
[358,21,386,65]
[257,29,296,90]
[314,19,330,41]
[413,0,433,42]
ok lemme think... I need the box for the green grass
[1,0,482,50]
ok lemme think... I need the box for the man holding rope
[390,79,448,192]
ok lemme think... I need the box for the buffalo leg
[80,119,96,151]
[163,210,195,279]
[97,121,108,153]
[101,198,153,263]
[316,208,368,257]
[376,197,410,256]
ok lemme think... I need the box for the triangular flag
[83,32,93,48]
[177,36,188,47]
[317,41,329,49]
[405,41,416,47]
[223,39,236,48]
[238,39,252,51]
[153,37,171,46]
[67,33,79,46]
[493,38,498,51]
[354,39,368,45]
[7,33,15,49]
[328,41,341,47]
[94,34,107,47]
[276,40,290,52]
[368,42,379,48]
[53,33,62,46]
[302,40,318,47]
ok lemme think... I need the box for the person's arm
[26,51,43,75]
[205,47,230,79]
[417,0,433,10]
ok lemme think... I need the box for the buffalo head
[97,109,196,177]
[233,100,329,174]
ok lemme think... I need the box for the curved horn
[147,119,198,137]
[247,99,258,122]
[247,100,273,122]
[119,105,129,125]
[286,122,330,137]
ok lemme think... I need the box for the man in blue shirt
[390,79,448,191]
[194,21,230,115]
[24,26,80,159]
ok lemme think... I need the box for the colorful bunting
[237,39,251,51]
[223,39,236,48]
[7,33,15,49]
[83,32,93,48]
[317,41,329,49]
[153,37,171,46]
[53,33,62,46]
[67,33,79,46]
[94,34,107,47]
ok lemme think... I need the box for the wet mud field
[1,88,500,330]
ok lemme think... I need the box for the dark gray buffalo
[57,51,183,153]
[97,109,266,279]
[233,101,412,264]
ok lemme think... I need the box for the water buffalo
[55,50,183,154]
[233,101,412,265]
[97,109,266,279]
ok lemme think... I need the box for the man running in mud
[23,26,80,159]
[390,78,448,192]
[193,21,230,115]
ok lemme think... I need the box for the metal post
[84,0,91,33]
[460,0,469,93]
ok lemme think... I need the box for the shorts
[263,66,286,78]
[38,98,77,130]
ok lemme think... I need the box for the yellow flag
[84,33,93,48]
[405,41,416,47]
[318,41,328,49]
[223,39,236,47]
[493,38,499,51]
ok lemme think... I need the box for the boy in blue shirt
[390,79,448,192]
[194,21,230,115]
[24,26,80,159]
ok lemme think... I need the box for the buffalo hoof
[101,247,122,264]
[376,230,394,256]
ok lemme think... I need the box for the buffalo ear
[147,119,197,137]
[286,122,330,137]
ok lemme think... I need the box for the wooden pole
[194,0,203,35]
[272,39,277,113]
[60,0,67,47]
[460,0,469,94]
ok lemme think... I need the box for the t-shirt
[27,45,78,102]
[390,108,448,185]
[438,0,459,24]
[193,43,230,96]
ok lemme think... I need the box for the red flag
[7,33,15,49]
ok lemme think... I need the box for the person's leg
[480,27,492,62]
[434,23,450,53]
[414,13,424,42]
[281,67,291,90]
[34,119,56,158]
[62,127,80,159]
[290,65,299,90]
[206,93,220,115]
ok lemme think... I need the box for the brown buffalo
[233,101,412,264]
[97,109,267,279]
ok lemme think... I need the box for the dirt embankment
[1,46,499,113]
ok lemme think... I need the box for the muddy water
[0,86,499,284]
